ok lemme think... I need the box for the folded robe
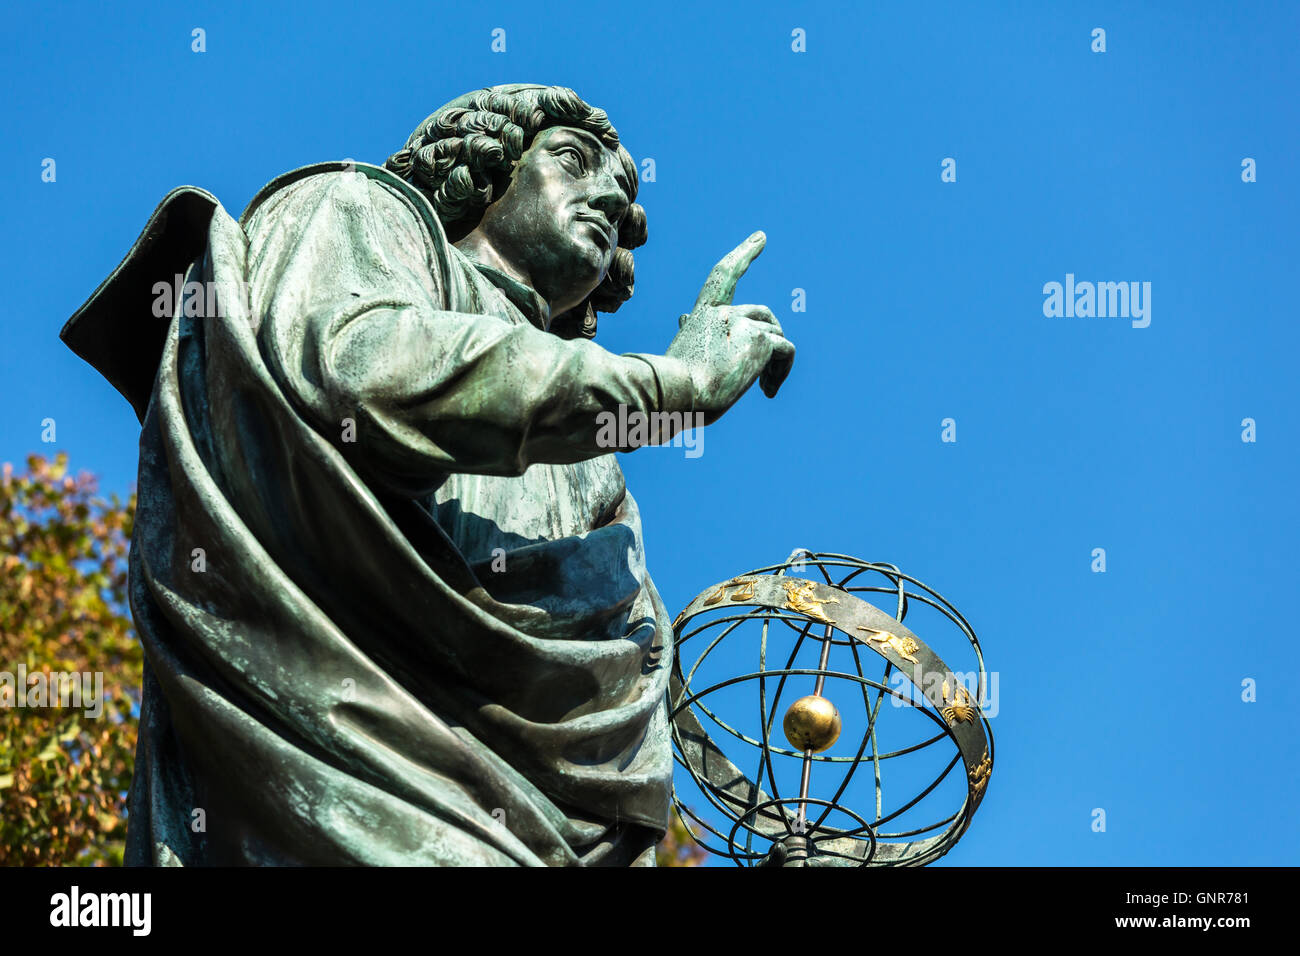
[63,161,695,866]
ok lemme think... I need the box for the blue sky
[2,1,1297,865]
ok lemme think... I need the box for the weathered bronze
[60,84,793,866]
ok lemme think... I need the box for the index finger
[693,231,766,310]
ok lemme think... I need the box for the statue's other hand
[666,231,795,424]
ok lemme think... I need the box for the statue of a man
[62,84,793,866]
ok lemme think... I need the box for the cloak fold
[64,162,683,866]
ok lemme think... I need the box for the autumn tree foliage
[0,451,709,868]
[656,807,709,867]
[0,453,139,866]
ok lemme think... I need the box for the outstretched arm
[246,169,697,493]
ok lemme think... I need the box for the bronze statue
[61,83,793,865]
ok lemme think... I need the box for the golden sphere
[783,695,841,753]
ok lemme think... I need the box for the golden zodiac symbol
[782,580,838,623]
[941,681,977,725]
[729,579,756,601]
[703,577,750,606]
[857,626,920,664]
[969,750,992,794]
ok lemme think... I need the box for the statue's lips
[574,216,612,250]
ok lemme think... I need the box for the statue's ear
[549,301,597,340]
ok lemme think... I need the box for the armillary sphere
[670,550,994,866]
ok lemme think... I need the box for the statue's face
[466,125,632,316]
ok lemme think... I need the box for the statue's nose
[588,175,627,225]
[588,193,621,223]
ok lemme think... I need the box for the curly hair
[385,84,647,340]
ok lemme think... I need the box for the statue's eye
[555,146,587,174]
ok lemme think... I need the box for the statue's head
[385,84,647,339]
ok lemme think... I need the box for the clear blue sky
[2,1,1296,865]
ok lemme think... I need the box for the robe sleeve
[245,168,696,493]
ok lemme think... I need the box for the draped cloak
[61,162,697,866]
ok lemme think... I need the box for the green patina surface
[61,84,792,866]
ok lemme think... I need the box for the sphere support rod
[794,623,835,838]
